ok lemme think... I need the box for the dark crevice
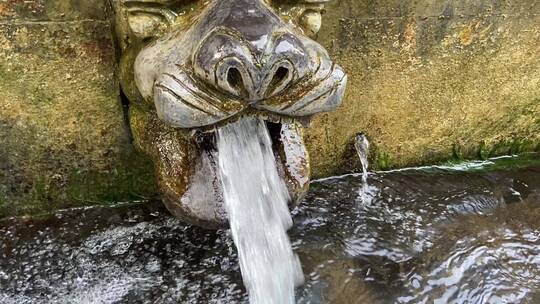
[119,88,134,142]
[265,121,283,153]
[193,131,217,152]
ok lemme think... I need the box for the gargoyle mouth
[170,113,310,228]
[151,63,345,228]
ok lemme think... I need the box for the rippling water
[1,154,539,303]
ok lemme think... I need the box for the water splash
[354,133,374,204]
[216,117,303,304]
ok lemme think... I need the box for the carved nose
[193,31,308,102]
[222,59,292,100]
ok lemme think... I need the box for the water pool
[1,154,539,303]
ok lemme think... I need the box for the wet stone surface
[1,155,540,303]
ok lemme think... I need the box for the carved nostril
[272,67,289,87]
[266,66,290,97]
[226,67,247,97]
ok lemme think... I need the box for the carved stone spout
[111,0,347,228]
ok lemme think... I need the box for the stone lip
[146,114,311,229]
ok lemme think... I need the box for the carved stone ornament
[110,0,347,228]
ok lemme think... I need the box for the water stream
[354,133,375,205]
[354,133,370,184]
[216,117,303,304]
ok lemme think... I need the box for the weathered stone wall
[309,0,540,176]
[0,0,538,216]
[0,0,157,218]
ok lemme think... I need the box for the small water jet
[354,133,370,183]
[354,133,373,204]
[216,117,304,303]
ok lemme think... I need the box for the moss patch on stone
[0,147,158,219]
[0,9,158,219]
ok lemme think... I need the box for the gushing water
[216,117,303,304]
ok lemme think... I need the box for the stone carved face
[111,0,347,228]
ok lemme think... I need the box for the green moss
[435,153,540,173]
[477,142,490,160]
[489,138,537,157]
[0,145,158,219]
[31,176,50,203]
[477,153,540,171]
[444,139,539,166]
[452,144,465,161]
[66,153,158,205]
[371,139,540,173]
[375,151,393,170]
[437,143,540,172]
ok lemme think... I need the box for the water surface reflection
[1,155,539,303]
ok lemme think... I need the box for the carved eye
[272,0,328,37]
[299,9,323,36]
[123,0,198,41]
[127,11,172,39]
